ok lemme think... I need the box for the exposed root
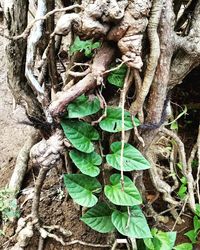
[147,150,179,206]
[9,130,40,194]
[49,43,115,116]
[64,240,111,248]
[25,0,47,96]
[195,125,200,204]
[111,238,131,250]
[171,196,188,230]
[8,130,66,249]
[130,0,163,115]
[161,127,196,212]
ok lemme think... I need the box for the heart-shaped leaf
[106,142,150,171]
[99,107,140,133]
[111,206,152,238]
[69,150,102,177]
[67,95,101,118]
[150,229,176,250]
[107,64,127,88]
[61,120,99,153]
[63,174,101,207]
[104,174,142,206]
[81,202,115,233]
[184,229,197,244]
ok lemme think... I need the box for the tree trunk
[4,0,43,120]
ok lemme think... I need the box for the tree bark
[4,0,43,120]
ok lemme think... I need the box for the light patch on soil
[0,37,31,169]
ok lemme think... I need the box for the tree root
[9,130,40,194]
[147,150,179,206]
[49,42,115,116]
[196,125,200,204]
[161,127,196,212]
[130,0,163,115]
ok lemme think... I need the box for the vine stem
[196,125,200,204]
[120,67,131,191]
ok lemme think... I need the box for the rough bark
[4,0,43,120]
[143,0,175,150]
[169,0,200,88]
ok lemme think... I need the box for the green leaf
[193,215,200,233]
[104,174,142,206]
[107,64,127,88]
[111,206,152,238]
[170,121,178,131]
[176,162,183,170]
[106,142,150,171]
[99,107,140,133]
[151,231,176,250]
[67,95,101,118]
[184,229,197,244]
[69,150,102,177]
[61,120,99,153]
[195,204,200,217]
[180,177,187,185]
[173,243,193,250]
[81,202,115,233]
[177,184,187,200]
[69,36,101,57]
[63,174,101,207]
[143,238,155,250]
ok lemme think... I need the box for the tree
[2,0,200,249]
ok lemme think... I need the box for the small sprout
[69,36,101,57]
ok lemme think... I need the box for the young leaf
[107,64,127,88]
[99,107,140,133]
[106,142,150,171]
[104,174,142,206]
[173,243,193,250]
[180,176,187,185]
[69,36,100,57]
[177,184,187,200]
[81,202,115,233]
[193,215,200,233]
[63,174,102,207]
[67,95,101,118]
[111,206,152,238]
[195,203,200,217]
[69,150,102,177]
[170,121,178,131]
[143,238,155,250]
[184,229,197,244]
[151,230,177,250]
[61,120,99,153]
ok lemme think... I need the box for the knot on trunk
[30,130,64,167]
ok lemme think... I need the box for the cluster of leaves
[139,224,199,250]
[177,176,187,200]
[180,204,200,249]
[0,188,19,223]
[61,93,152,238]
[69,36,101,57]
[138,228,177,250]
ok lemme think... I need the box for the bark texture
[4,0,43,120]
